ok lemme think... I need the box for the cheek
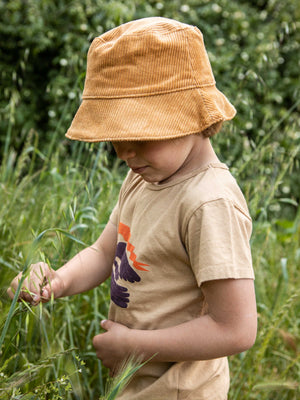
[151,154,172,169]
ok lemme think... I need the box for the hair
[201,121,223,138]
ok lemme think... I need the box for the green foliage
[0,350,77,400]
[0,0,300,399]
[0,136,124,399]
[0,123,299,400]
[100,355,155,400]
[1,0,299,218]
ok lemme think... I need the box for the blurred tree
[0,0,299,217]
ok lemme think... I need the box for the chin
[140,175,159,184]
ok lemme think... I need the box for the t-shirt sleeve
[109,202,119,226]
[186,198,254,286]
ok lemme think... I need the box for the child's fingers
[40,286,51,302]
[6,285,15,300]
[16,277,40,304]
[7,263,54,305]
[38,275,63,302]
[21,289,40,305]
[7,274,26,300]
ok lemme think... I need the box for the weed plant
[1,0,299,398]
[0,124,299,399]
[0,134,126,399]
[1,20,300,396]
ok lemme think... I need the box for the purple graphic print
[111,242,141,308]
[111,267,130,308]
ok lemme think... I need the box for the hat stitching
[184,28,200,88]
[184,29,214,122]
[70,130,204,143]
[82,83,217,100]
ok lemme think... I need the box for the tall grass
[0,125,299,399]
[0,134,125,399]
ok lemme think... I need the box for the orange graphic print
[118,222,149,271]
[111,222,149,308]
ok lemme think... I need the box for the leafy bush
[0,1,299,398]
[1,0,299,216]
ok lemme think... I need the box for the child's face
[112,135,210,184]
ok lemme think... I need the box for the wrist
[54,268,67,298]
[125,328,158,363]
[125,328,143,362]
[125,327,137,356]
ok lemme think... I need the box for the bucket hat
[66,17,236,142]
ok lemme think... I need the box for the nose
[113,142,136,161]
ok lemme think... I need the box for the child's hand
[93,320,131,375]
[7,262,64,305]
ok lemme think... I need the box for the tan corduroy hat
[66,17,236,142]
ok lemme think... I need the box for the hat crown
[66,17,236,143]
[83,17,215,99]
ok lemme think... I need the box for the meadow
[1,0,299,398]
[0,121,299,399]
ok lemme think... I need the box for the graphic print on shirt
[111,222,150,308]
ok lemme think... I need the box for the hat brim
[65,86,236,142]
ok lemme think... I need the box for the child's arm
[7,221,117,304]
[93,278,257,372]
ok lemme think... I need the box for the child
[8,17,257,399]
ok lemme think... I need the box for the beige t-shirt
[109,163,254,400]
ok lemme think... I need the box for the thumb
[101,319,114,331]
[40,282,55,302]
[40,275,64,302]
[41,286,50,301]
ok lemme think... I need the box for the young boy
[8,17,257,399]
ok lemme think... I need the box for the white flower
[233,11,245,19]
[215,38,225,46]
[260,11,267,20]
[180,4,190,13]
[48,110,56,118]
[241,52,249,61]
[59,58,68,67]
[257,32,264,40]
[212,4,222,13]
[281,186,290,194]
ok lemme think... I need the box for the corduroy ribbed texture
[66,17,236,142]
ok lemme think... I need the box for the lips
[129,165,147,174]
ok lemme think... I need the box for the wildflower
[48,110,56,118]
[59,58,68,67]
[180,5,190,13]
[212,4,222,13]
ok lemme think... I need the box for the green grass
[0,135,125,399]
[0,130,299,399]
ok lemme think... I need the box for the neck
[196,136,220,167]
